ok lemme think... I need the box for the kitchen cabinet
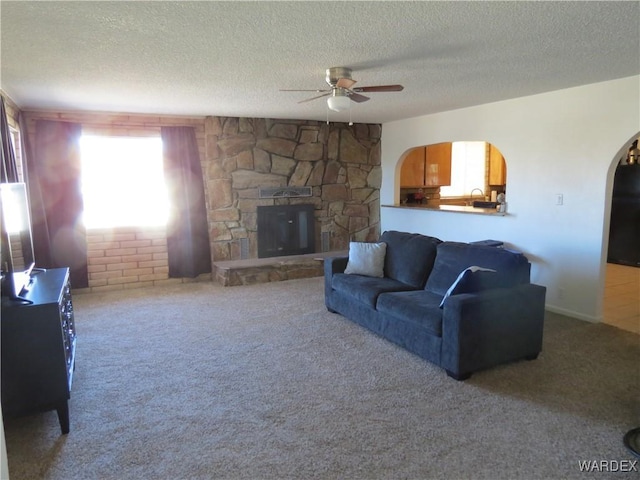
[400,143,452,187]
[425,143,452,186]
[399,148,425,187]
[489,144,507,185]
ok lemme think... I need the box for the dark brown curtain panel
[32,120,88,288]
[161,126,211,278]
[20,112,54,269]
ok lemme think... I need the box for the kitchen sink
[472,201,498,208]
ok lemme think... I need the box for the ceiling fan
[281,67,404,112]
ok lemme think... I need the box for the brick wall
[85,227,167,292]
[1,91,20,129]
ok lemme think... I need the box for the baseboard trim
[545,305,601,323]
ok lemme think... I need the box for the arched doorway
[603,133,639,334]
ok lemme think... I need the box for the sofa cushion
[376,290,444,337]
[425,242,531,296]
[439,266,498,307]
[331,273,417,308]
[344,241,387,278]
[379,230,442,288]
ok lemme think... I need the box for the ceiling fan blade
[353,84,404,93]
[298,92,331,104]
[280,89,329,92]
[336,78,356,89]
[348,92,370,103]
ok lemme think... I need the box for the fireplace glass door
[257,205,315,258]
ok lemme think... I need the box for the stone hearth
[213,251,347,287]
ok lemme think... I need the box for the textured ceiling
[1,1,639,124]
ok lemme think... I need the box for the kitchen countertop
[382,203,507,216]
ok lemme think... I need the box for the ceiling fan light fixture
[327,91,351,112]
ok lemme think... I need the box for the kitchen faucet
[470,188,484,198]
[467,188,484,206]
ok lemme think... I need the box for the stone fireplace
[203,117,382,262]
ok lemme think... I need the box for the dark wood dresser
[1,267,77,434]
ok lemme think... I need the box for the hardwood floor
[604,263,639,335]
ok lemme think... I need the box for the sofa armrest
[324,255,349,276]
[440,283,546,378]
[324,256,349,305]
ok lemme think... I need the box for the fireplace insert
[257,204,315,258]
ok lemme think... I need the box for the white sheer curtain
[440,141,486,197]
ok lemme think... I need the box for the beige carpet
[3,277,639,480]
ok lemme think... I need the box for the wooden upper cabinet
[425,143,452,186]
[400,147,426,187]
[400,143,452,187]
[489,144,507,185]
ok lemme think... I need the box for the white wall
[381,76,640,322]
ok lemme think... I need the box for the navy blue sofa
[324,230,547,380]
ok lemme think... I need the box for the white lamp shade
[327,95,351,112]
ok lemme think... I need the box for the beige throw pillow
[344,242,387,278]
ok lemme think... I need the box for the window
[440,141,486,198]
[9,127,25,183]
[79,135,168,229]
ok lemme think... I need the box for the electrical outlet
[558,287,565,300]
[556,194,564,205]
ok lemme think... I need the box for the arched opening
[603,133,639,334]
[397,141,507,208]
